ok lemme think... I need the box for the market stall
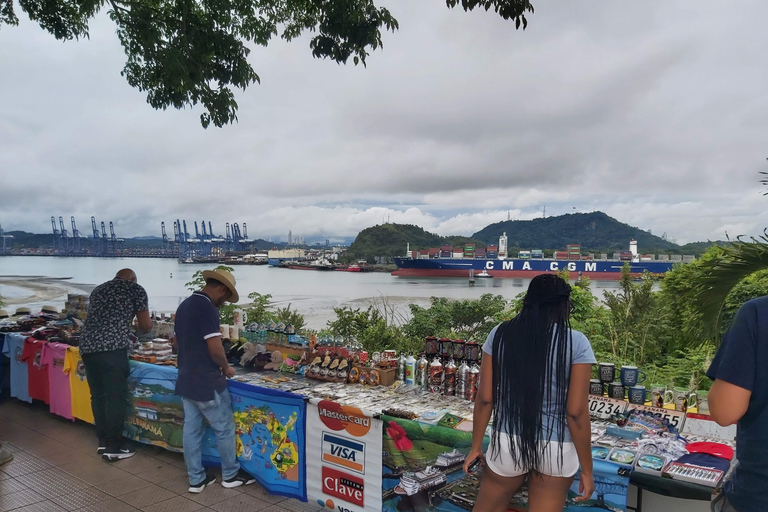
[1,312,734,512]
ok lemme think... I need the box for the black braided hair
[490,273,573,472]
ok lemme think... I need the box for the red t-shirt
[21,338,50,404]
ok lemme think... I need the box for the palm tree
[693,235,768,339]
[694,162,768,339]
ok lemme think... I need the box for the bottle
[405,352,417,386]
[467,363,481,402]
[456,360,470,399]
[397,353,406,382]
[443,359,457,396]
[429,357,443,393]
[416,354,429,389]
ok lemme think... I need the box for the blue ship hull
[393,257,674,280]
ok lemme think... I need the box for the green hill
[472,212,683,254]
[347,224,484,261]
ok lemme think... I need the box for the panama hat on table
[202,269,239,303]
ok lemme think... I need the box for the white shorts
[485,433,579,478]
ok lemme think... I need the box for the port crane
[161,222,170,253]
[101,222,109,255]
[51,216,60,251]
[59,217,70,253]
[91,217,102,256]
[71,217,81,253]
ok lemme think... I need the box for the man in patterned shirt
[81,269,152,461]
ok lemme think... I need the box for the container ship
[393,236,693,280]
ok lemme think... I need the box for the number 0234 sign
[588,396,628,420]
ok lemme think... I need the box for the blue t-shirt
[174,292,227,402]
[1,332,32,403]
[706,295,768,512]
[483,325,596,442]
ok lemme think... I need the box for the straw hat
[0,310,8,319]
[13,307,31,316]
[202,269,239,303]
[41,305,59,314]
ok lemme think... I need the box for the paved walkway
[0,399,323,512]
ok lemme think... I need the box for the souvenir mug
[628,385,647,405]
[598,362,616,383]
[608,381,625,399]
[589,379,604,396]
[673,388,696,412]
[620,366,647,387]
[232,309,247,329]
[650,384,667,408]
[696,390,710,414]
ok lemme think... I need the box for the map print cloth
[201,380,307,501]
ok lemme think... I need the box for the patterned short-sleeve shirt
[79,278,149,354]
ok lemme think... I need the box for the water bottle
[405,353,417,386]
[456,360,469,399]
[443,359,457,396]
[416,354,429,389]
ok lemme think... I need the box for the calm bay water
[0,256,624,329]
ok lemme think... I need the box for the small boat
[476,270,492,278]
[335,264,362,272]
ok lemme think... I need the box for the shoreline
[0,275,95,307]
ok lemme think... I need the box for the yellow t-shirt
[64,347,95,424]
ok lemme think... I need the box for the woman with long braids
[464,274,596,511]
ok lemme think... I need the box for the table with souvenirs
[0,303,736,512]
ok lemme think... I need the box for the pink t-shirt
[42,342,73,420]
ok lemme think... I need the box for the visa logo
[322,432,366,475]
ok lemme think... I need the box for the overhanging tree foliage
[1,0,533,127]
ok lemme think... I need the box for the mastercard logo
[317,400,371,437]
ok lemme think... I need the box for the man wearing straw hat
[175,268,255,493]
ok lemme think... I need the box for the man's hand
[224,366,236,378]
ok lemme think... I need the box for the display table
[118,361,722,512]
[0,334,724,512]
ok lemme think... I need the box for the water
[0,256,624,329]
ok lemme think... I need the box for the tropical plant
[402,294,508,343]
[691,234,768,340]
[273,303,306,334]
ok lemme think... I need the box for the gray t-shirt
[482,324,596,442]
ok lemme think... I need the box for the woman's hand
[574,471,594,502]
[463,448,484,474]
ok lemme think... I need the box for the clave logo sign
[322,466,364,508]
[322,432,366,474]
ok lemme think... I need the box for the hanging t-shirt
[64,347,94,424]
[1,333,31,403]
[21,338,49,404]
[42,342,73,420]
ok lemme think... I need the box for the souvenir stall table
[122,360,730,512]
[1,314,735,512]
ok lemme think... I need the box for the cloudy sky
[1,1,766,244]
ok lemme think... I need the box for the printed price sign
[627,403,687,430]
[588,396,628,420]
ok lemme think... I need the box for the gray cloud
[1,0,767,244]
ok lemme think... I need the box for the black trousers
[81,349,130,449]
